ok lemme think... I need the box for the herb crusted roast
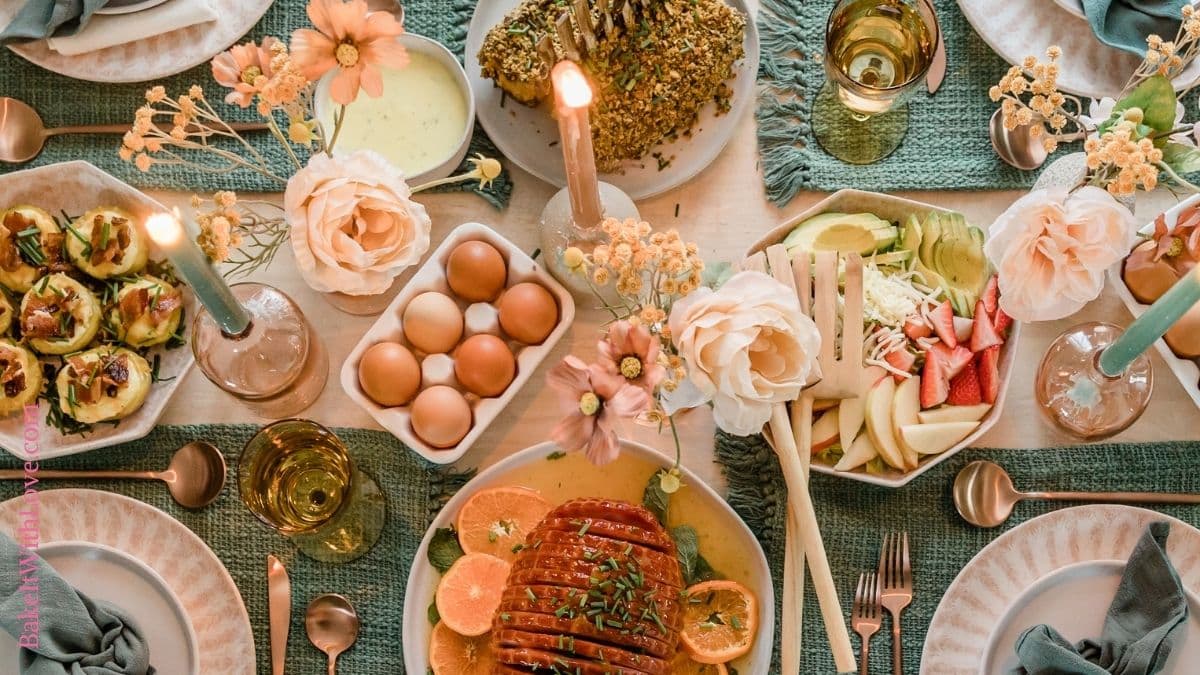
[490,498,685,674]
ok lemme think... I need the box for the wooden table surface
[144,110,1200,491]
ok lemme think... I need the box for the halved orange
[435,552,511,636]
[670,649,730,674]
[429,621,496,674]
[455,486,552,563]
[680,580,759,664]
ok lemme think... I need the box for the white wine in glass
[814,0,938,163]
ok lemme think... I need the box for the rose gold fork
[879,532,913,675]
[851,571,882,675]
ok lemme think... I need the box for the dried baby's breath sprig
[1084,118,1164,196]
[988,46,1086,154]
[191,191,289,278]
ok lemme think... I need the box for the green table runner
[0,0,511,207]
[716,432,1200,673]
[757,0,1035,204]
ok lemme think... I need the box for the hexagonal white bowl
[0,161,196,460]
[745,189,1020,488]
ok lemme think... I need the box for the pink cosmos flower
[547,356,649,465]
[597,320,666,395]
[290,0,407,105]
[211,37,280,108]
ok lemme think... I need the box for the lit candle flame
[144,210,185,247]
[552,61,592,109]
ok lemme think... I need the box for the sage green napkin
[1082,0,1189,56]
[0,532,154,675]
[1014,521,1189,675]
[0,0,108,44]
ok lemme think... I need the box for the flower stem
[668,411,681,470]
[264,114,303,170]
[1158,161,1200,193]
[411,171,479,193]
[326,105,346,155]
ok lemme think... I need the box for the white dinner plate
[922,505,1200,674]
[464,0,759,199]
[402,439,775,674]
[958,0,1200,98]
[0,540,200,674]
[1051,0,1087,21]
[0,489,255,674]
[96,0,173,16]
[980,559,1200,673]
[1,0,272,83]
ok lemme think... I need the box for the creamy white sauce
[327,52,469,177]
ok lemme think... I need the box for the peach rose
[285,150,430,295]
[668,271,822,435]
[984,186,1135,322]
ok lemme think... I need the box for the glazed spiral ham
[491,498,684,674]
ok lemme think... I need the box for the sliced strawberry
[920,348,949,409]
[928,341,973,379]
[903,315,933,340]
[929,301,957,349]
[993,308,1013,337]
[970,300,1004,353]
[947,361,982,406]
[978,345,1001,405]
[982,276,999,317]
[884,348,916,381]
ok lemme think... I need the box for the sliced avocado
[868,249,914,267]
[918,212,942,268]
[900,214,923,255]
[783,212,898,256]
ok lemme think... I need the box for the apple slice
[838,365,889,450]
[899,422,979,456]
[891,376,921,469]
[811,409,840,454]
[834,432,878,472]
[865,377,906,470]
[918,404,992,425]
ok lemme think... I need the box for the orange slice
[429,621,496,674]
[455,486,552,563]
[680,580,759,664]
[670,649,730,674]
[435,552,511,636]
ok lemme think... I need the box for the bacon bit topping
[89,216,129,267]
[0,213,30,273]
[119,283,181,326]
[0,347,25,399]
[67,353,128,404]
[20,287,77,339]
[42,232,70,273]
[2,212,29,235]
[119,287,149,325]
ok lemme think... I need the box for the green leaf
[1162,142,1200,174]
[427,601,440,626]
[701,260,734,289]
[1114,75,1176,133]
[427,527,465,574]
[671,525,722,585]
[643,469,671,526]
[545,450,567,460]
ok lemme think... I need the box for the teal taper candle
[1099,266,1200,376]
[144,212,250,335]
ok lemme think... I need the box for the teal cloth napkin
[0,532,154,675]
[0,0,107,44]
[1083,0,1188,56]
[1014,522,1189,675]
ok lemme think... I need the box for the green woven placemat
[0,0,512,207]
[0,424,471,675]
[757,0,1036,204]
[716,432,1200,673]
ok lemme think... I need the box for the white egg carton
[340,222,576,464]
[1107,193,1200,411]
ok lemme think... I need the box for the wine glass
[813,0,939,164]
[239,419,386,563]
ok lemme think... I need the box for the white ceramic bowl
[315,32,476,184]
[1108,193,1200,411]
[746,189,1021,488]
[401,439,775,674]
[0,161,196,461]
[340,222,575,464]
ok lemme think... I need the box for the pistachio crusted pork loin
[491,498,684,674]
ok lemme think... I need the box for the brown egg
[357,342,420,406]
[454,334,516,397]
[1165,301,1200,359]
[403,292,463,354]
[446,240,507,302]
[410,385,473,448]
[497,282,558,345]
[1124,240,1183,304]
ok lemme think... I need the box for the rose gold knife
[267,554,291,675]
[927,26,947,94]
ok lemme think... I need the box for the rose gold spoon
[0,97,268,164]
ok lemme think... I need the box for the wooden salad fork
[851,571,882,675]
[879,532,914,675]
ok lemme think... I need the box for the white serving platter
[1108,193,1200,411]
[746,189,1021,488]
[402,439,775,675]
[0,161,195,461]
[464,0,759,199]
[340,222,575,465]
